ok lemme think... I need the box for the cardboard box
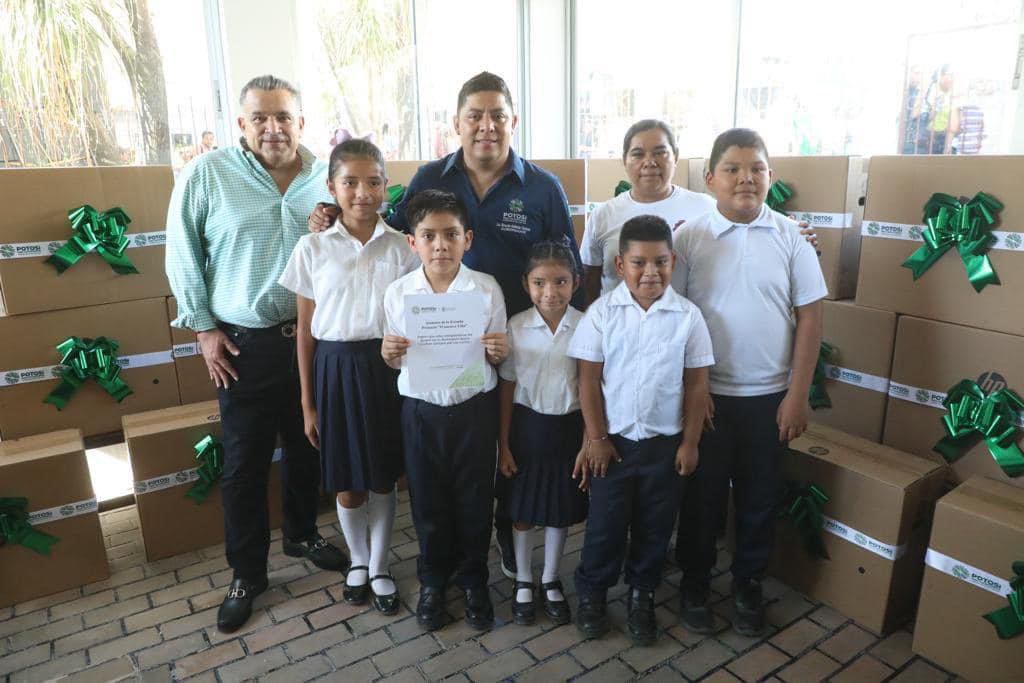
[0,166,174,316]
[0,430,109,608]
[913,476,1024,682]
[855,156,1024,336]
[0,298,179,439]
[122,401,284,561]
[535,159,586,244]
[167,297,217,405]
[772,425,947,634]
[687,158,710,196]
[585,158,690,205]
[811,300,897,442]
[384,161,425,188]
[883,315,1024,489]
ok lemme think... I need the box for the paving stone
[244,616,311,653]
[284,569,344,597]
[770,618,828,656]
[13,587,82,616]
[217,645,290,683]
[259,654,333,683]
[479,622,544,654]
[346,603,413,635]
[831,654,895,683]
[269,588,331,621]
[322,657,379,682]
[726,643,790,682]
[53,620,123,656]
[115,571,177,600]
[0,609,46,640]
[703,670,744,682]
[284,621,354,660]
[575,658,636,683]
[0,644,50,676]
[149,576,212,606]
[818,624,878,664]
[123,599,191,632]
[765,591,816,628]
[376,666,426,682]
[135,631,207,670]
[523,623,586,660]
[82,595,150,628]
[387,614,428,644]
[172,639,245,678]
[9,615,83,651]
[60,657,137,683]
[50,589,116,619]
[159,606,217,639]
[433,616,483,648]
[10,651,87,683]
[325,628,392,669]
[420,641,488,679]
[143,551,203,577]
[465,647,534,683]
[189,587,226,612]
[672,637,736,680]
[569,627,633,668]
[807,605,849,630]
[776,649,840,682]
[372,633,441,675]
[890,658,950,682]
[869,630,915,669]
[516,654,583,683]
[176,557,226,581]
[88,626,160,663]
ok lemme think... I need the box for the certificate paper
[404,292,487,393]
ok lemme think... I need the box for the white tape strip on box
[925,548,1013,597]
[134,448,284,495]
[0,231,168,260]
[27,498,99,525]
[568,204,586,216]
[789,211,854,229]
[860,221,1024,251]
[822,364,890,394]
[0,350,174,387]
[172,343,200,359]
[822,515,907,560]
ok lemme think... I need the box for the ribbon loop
[382,185,406,220]
[933,380,1024,477]
[186,435,225,504]
[0,497,59,555]
[781,479,830,560]
[767,180,794,212]
[984,562,1024,639]
[614,180,631,197]
[43,336,133,410]
[809,341,835,410]
[46,205,139,275]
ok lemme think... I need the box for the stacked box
[535,159,586,244]
[0,430,109,608]
[856,155,1024,337]
[913,477,1024,682]
[0,166,173,316]
[0,298,179,439]
[122,401,284,561]
[167,297,217,405]
[812,301,897,442]
[883,315,1024,489]
[771,425,946,634]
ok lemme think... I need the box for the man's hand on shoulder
[197,329,240,388]
[308,203,339,233]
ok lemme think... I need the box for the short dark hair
[201,130,214,137]
[239,74,301,108]
[524,241,578,278]
[622,119,678,161]
[709,127,769,172]
[405,190,470,232]
[619,215,673,254]
[457,72,514,114]
[328,139,386,181]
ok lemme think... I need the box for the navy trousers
[575,433,682,598]
[676,391,787,589]
[402,390,498,590]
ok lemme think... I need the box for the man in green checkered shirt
[166,75,349,634]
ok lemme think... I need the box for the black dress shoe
[679,582,716,634]
[495,527,517,580]
[282,534,350,572]
[575,593,609,639]
[511,581,536,625]
[627,587,657,646]
[370,574,401,616]
[342,566,370,605]
[417,586,446,631]
[732,579,766,637]
[540,580,571,625]
[463,586,495,631]
[217,576,268,633]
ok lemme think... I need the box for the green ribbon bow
[185,435,225,504]
[382,185,406,220]
[809,341,835,410]
[933,379,1024,477]
[984,561,1024,639]
[902,192,1003,292]
[45,205,138,275]
[781,480,830,560]
[614,180,631,197]
[0,497,59,555]
[767,179,794,212]
[43,336,133,410]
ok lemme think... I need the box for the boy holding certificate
[382,190,508,632]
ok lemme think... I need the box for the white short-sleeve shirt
[383,264,507,407]
[672,204,828,397]
[567,282,715,441]
[278,220,419,341]
[499,306,583,415]
[580,186,715,296]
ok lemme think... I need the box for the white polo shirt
[567,282,714,441]
[499,306,583,416]
[279,220,419,341]
[580,185,715,296]
[383,264,507,406]
[672,204,828,397]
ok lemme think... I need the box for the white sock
[367,489,396,595]
[337,499,369,586]
[542,527,567,601]
[513,528,534,602]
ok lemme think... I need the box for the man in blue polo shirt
[310,71,582,595]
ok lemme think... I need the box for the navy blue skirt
[314,339,403,492]
[507,405,588,528]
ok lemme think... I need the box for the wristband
[587,435,610,443]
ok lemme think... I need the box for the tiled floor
[1,492,958,682]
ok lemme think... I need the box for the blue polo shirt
[387,149,582,316]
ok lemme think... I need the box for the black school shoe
[370,574,401,615]
[512,581,536,625]
[416,586,446,631]
[540,580,571,625]
[282,534,350,572]
[627,587,657,646]
[464,586,495,630]
[575,593,609,639]
[217,576,269,633]
[732,578,767,637]
[342,566,370,605]
[679,582,716,635]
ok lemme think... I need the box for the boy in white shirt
[381,190,509,632]
[673,128,827,637]
[568,215,714,646]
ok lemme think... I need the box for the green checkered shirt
[166,143,330,331]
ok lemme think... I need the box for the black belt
[218,319,297,338]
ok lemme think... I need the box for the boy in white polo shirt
[381,190,509,632]
[672,128,826,637]
[569,215,714,646]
